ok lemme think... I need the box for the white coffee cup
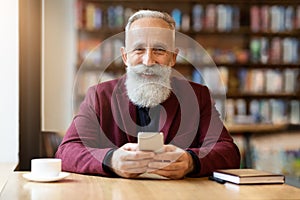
[31,158,62,178]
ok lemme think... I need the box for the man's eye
[134,48,145,53]
[153,48,167,55]
[153,48,166,52]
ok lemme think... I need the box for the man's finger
[117,150,155,161]
[153,151,184,161]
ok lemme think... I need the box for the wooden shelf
[246,0,300,6]
[82,0,298,4]
[251,30,300,37]
[226,123,289,134]
[215,63,300,69]
[79,27,300,38]
[240,64,300,69]
[227,92,300,99]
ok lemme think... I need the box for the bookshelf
[74,0,300,127]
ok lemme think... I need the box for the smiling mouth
[139,72,157,78]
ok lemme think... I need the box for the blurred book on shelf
[225,99,300,125]
[250,37,299,64]
[251,131,300,178]
[250,5,300,33]
[237,68,299,95]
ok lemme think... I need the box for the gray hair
[125,10,176,31]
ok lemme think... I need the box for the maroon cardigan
[56,75,240,177]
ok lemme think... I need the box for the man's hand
[111,143,155,178]
[147,144,194,179]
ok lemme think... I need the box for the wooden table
[1,172,300,200]
[0,163,17,193]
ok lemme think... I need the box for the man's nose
[142,48,156,66]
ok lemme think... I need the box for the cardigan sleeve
[186,85,240,177]
[55,86,115,176]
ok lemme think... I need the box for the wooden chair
[41,131,63,158]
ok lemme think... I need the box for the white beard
[125,64,172,108]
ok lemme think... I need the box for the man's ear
[169,48,179,67]
[121,47,128,65]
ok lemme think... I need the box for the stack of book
[212,169,285,184]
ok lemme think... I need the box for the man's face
[121,18,178,70]
[122,17,177,107]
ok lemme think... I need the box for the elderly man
[56,10,240,179]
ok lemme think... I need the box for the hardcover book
[213,169,285,184]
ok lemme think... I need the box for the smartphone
[138,132,164,153]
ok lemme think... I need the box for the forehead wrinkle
[152,41,168,49]
[132,42,147,48]
[126,28,175,50]
[128,38,171,51]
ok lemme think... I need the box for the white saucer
[23,172,70,182]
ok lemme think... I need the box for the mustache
[126,64,170,76]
